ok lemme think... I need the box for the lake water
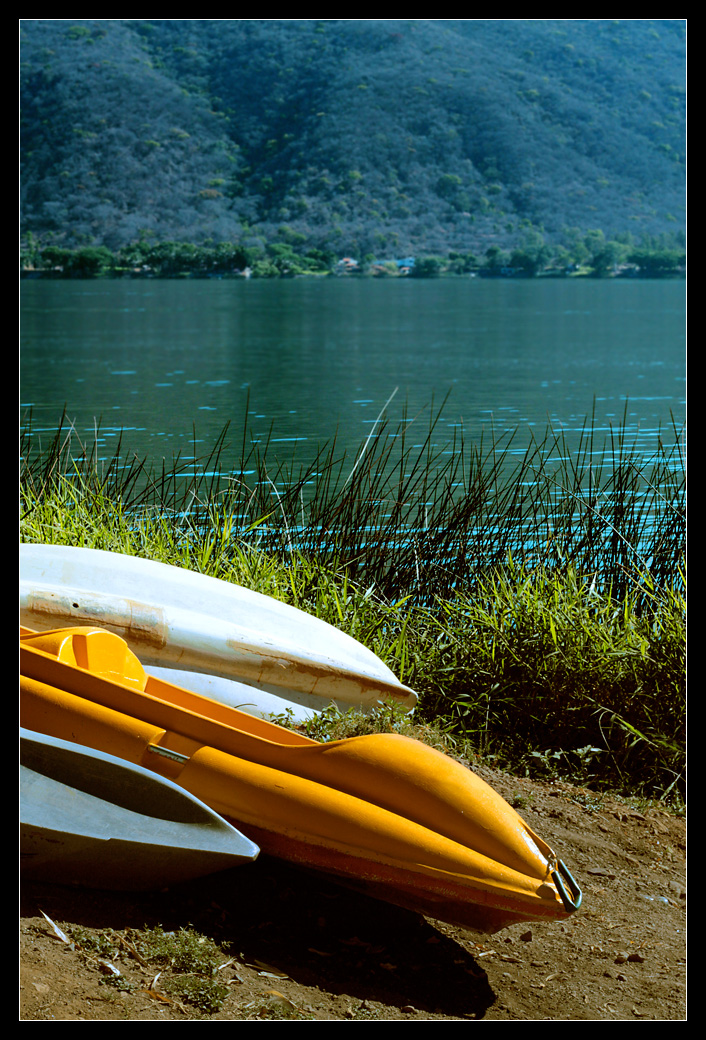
[20,277,685,478]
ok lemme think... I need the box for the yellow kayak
[20,625,582,933]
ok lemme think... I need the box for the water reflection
[21,277,684,475]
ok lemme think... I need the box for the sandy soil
[19,764,686,1021]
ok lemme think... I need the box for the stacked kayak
[21,727,259,890]
[19,544,418,723]
[20,623,582,933]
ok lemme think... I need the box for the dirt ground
[19,762,686,1021]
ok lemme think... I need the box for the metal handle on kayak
[147,744,189,764]
[551,859,582,913]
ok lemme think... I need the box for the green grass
[65,923,233,1013]
[20,404,685,805]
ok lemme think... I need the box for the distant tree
[304,247,336,271]
[65,246,115,277]
[202,242,250,273]
[482,245,511,275]
[117,241,151,269]
[39,245,73,271]
[560,228,591,267]
[20,232,40,269]
[409,256,442,277]
[589,241,627,277]
[250,257,281,278]
[143,241,201,276]
[266,242,306,275]
[627,249,685,276]
[583,229,607,258]
[447,251,479,273]
[509,246,549,276]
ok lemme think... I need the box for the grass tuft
[20,402,685,804]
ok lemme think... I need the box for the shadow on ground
[21,855,497,1019]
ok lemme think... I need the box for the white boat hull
[144,665,323,723]
[20,544,417,714]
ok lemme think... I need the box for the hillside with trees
[20,19,686,263]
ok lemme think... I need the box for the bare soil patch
[20,765,686,1021]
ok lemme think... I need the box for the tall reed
[22,400,683,602]
[20,402,685,802]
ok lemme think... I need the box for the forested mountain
[20,19,686,259]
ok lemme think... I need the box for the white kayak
[20,727,259,890]
[19,544,418,716]
[144,665,323,724]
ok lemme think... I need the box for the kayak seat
[20,627,149,691]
